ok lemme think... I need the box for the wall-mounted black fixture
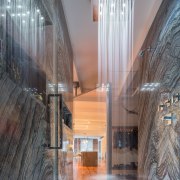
[47,94,63,149]
[73,81,80,96]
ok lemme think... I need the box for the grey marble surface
[138,0,180,179]
[0,73,53,180]
[0,0,73,179]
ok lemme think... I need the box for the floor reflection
[73,157,106,180]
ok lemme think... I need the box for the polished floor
[73,157,138,179]
[73,158,106,180]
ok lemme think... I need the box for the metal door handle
[47,94,63,149]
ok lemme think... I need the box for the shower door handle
[47,94,63,149]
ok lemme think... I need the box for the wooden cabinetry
[81,152,98,167]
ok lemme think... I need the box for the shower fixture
[138,46,154,57]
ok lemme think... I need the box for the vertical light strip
[98,0,134,173]
[98,0,134,95]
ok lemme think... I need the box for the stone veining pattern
[0,73,53,180]
[138,0,180,179]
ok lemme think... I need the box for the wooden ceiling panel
[73,90,106,137]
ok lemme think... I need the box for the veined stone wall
[0,73,53,180]
[0,0,73,179]
[138,0,180,179]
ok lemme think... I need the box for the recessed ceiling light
[154,83,160,87]
[11,13,15,17]
[59,88,65,92]
[141,82,160,91]
[1,14,5,17]
[110,12,114,16]
[6,6,11,9]
[17,5,22,9]
[150,88,155,91]
[37,9,40,13]
[141,88,145,91]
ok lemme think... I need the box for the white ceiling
[62,0,163,92]
[62,0,98,92]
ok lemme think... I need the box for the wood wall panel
[138,0,180,179]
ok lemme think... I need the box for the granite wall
[0,73,53,180]
[138,0,180,179]
[0,0,73,179]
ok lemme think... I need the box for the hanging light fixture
[98,0,134,95]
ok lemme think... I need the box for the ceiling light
[37,9,40,13]
[154,83,160,87]
[111,3,115,8]
[1,14,5,17]
[22,20,25,23]
[140,83,160,91]
[22,13,26,17]
[11,13,15,17]
[40,17,44,20]
[17,5,22,9]
[6,5,11,9]
[59,88,65,92]
[141,83,160,91]
[99,3,103,15]
[31,18,34,22]
[123,3,126,7]
[27,11,30,15]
